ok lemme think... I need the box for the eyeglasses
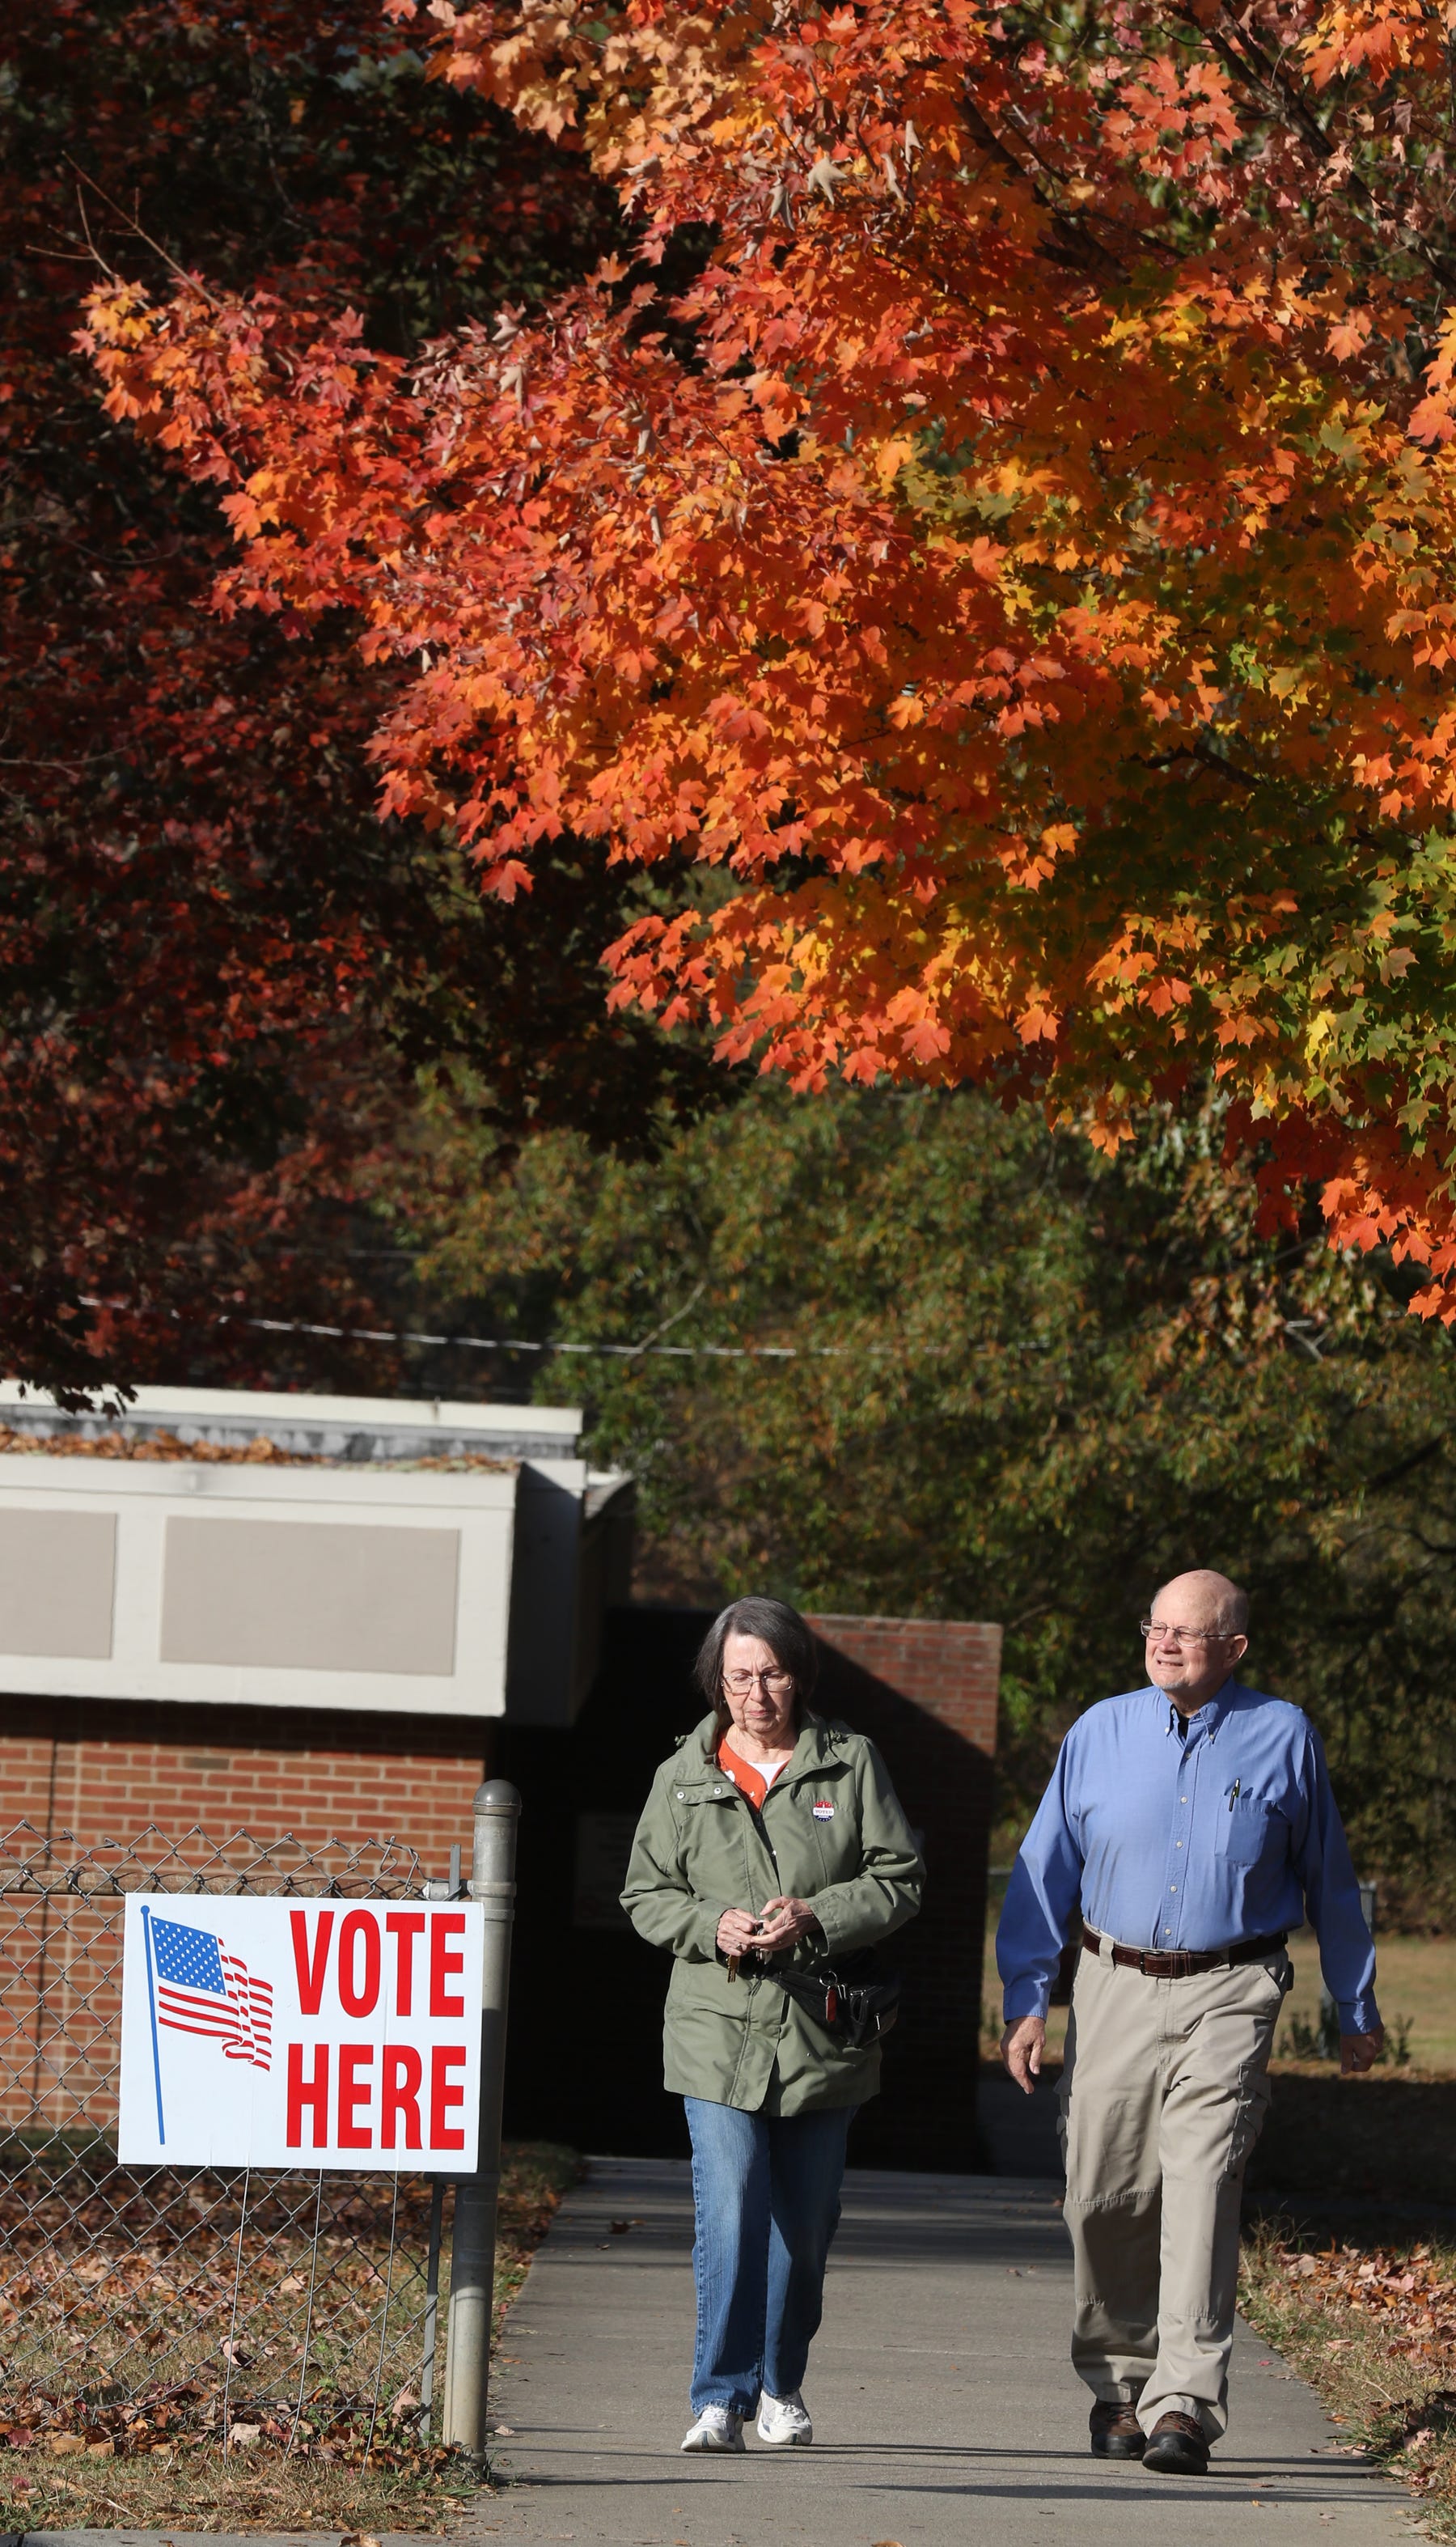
[722,1668,795,1695]
[1140,1619,1238,1646]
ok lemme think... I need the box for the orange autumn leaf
[78,0,1456,1316]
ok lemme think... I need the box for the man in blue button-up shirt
[997,1569,1381,2477]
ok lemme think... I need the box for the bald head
[1153,1570,1249,1637]
[1145,1570,1250,1714]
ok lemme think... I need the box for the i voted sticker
[812,1800,835,1821]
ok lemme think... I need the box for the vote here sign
[117,1896,485,2170]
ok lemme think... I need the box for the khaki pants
[1058,1935,1289,2439]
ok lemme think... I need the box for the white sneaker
[681,2405,747,2452]
[756,2388,813,2446]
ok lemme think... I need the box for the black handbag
[756,1950,903,2049]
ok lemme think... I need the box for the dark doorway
[499,1605,995,2171]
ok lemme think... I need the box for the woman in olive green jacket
[621,1596,924,2456]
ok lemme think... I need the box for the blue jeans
[684,2096,854,2416]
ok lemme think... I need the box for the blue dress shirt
[997,1679,1380,2034]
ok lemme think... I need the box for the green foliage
[1278,2008,1415,2064]
[403,1083,1456,1918]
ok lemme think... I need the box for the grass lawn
[1279,1929,1456,2074]
[1246,1922,1456,2503]
[1241,2227,1456,2544]
[0,2143,580,2535]
[983,1926,1456,2079]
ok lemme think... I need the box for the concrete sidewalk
[479,2158,1415,2547]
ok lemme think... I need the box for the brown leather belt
[1081,1924,1287,1980]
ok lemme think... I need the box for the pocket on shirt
[1217,1798,1273,1865]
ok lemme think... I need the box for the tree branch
[1175,6,1456,306]
[959,87,1130,285]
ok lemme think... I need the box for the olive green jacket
[620,1712,925,2115]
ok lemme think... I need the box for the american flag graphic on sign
[150,1918,273,2071]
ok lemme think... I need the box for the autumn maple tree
[83,0,1456,1312]
[3,0,730,1392]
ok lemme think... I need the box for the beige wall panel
[0,1509,116,1659]
[160,1518,460,1676]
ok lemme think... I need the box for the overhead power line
[227,1313,935,1362]
[45,1288,968,1364]
[61,1288,947,1362]
[55,1292,1335,1368]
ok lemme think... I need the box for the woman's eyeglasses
[722,1667,794,1695]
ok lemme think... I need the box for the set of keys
[727,1916,764,1982]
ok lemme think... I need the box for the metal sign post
[443,1778,521,2463]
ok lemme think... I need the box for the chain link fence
[0,1822,456,2458]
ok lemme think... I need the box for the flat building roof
[0,1382,582,1466]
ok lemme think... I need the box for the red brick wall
[0,1694,489,1875]
[806,1614,1002,2170]
[805,1614,1001,1753]
[499,1604,1003,2170]
[0,1696,493,2135]
[0,1615,1002,2166]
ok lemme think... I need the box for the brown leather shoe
[1089,2400,1146,2460]
[1142,2410,1210,2474]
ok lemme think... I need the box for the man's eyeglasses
[723,1667,794,1695]
[1140,1619,1238,1647]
